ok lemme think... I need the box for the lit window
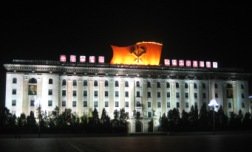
[12,78,17,84]
[49,79,53,84]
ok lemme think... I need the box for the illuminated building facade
[4,42,251,133]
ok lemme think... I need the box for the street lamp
[208,99,219,133]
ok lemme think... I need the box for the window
[226,89,233,98]
[157,82,161,88]
[202,83,206,89]
[194,83,197,89]
[48,89,53,95]
[176,82,179,88]
[176,102,180,108]
[62,101,66,107]
[147,81,151,88]
[94,80,98,87]
[105,101,109,107]
[105,80,108,87]
[157,102,161,108]
[185,83,188,89]
[83,90,87,97]
[105,91,109,97]
[62,90,66,96]
[115,91,119,97]
[241,93,245,99]
[215,93,218,98]
[48,100,52,107]
[148,102,151,108]
[83,101,87,107]
[115,101,119,107]
[73,80,77,86]
[125,91,129,97]
[186,102,189,108]
[167,92,170,98]
[242,102,245,108]
[72,101,76,107]
[12,100,16,106]
[228,102,232,108]
[136,81,140,87]
[147,92,151,98]
[49,79,53,84]
[94,91,98,97]
[176,92,180,98]
[115,81,119,87]
[241,84,244,89]
[83,80,88,86]
[136,102,141,107]
[62,80,66,86]
[12,78,17,84]
[94,101,98,108]
[136,91,140,97]
[167,102,170,108]
[12,89,16,95]
[30,100,34,107]
[185,92,188,98]
[194,93,198,99]
[148,112,152,118]
[157,92,161,98]
[125,101,129,108]
[215,83,218,89]
[125,81,129,87]
[202,93,206,99]
[166,82,170,88]
[73,90,77,97]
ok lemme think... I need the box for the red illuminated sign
[70,55,76,63]
[172,59,177,66]
[206,61,211,68]
[186,60,191,67]
[89,56,96,63]
[213,62,218,68]
[179,60,184,67]
[98,56,105,63]
[199,61,205,68]
[80,56,86,63]
[164,59,170,66]
[60,55,66,62]
[193,61,198,68]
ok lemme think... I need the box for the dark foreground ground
[0,133,252,152]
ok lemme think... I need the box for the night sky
[0,1,251,106]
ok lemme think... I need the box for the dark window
[202,93,206,99]
[241,93,245,99]
[194,93,198,98]
[194,83,197,89]
[215,93,218,98]
[157,82,161,88]
[136,91,140,97]
[115,91,119,97]
[157,102,161,108]
[105,101,109,107]
[72,101,76,107]
[73,80,77,86]
[228,102,232,108]
[12,78,17,84]
[136,81,140,87]
[105,80,108,87]
[185,83,188,89]
[125,81,129,87]
[176,92,180,98]
[148,112,152,118]
[62,90,66,96]
[167,92,170,98]
[115,101,119,107]
[242,102,245,108]
[148,102,151,108]
[62,101,66,107]
[125,102,129,107]
[83,90,87,97]
[48,89,53,95]
[176,82,179,88]
[29,78,37,84]
[167,102,170,108]
[62,80,66,86]
[157,92,161,98]
[49,79,53,84]
[94,80,98,87]
[202,83,206,89]
[12,89,16,95]
[12,100,16,106]
[48,100,52,107]
[136,102,141,107]
[125,91,129,97]
[115,81,119,87]
[94,101,98,108]
[147,92,151,98]
[185,93,188,98]
[215,83,218,89]
[227,83,232,88]
[83,80,88,86]
[73,90,77,97]
[30,100,34,107]
[147,81,151,88]
[166,82,170,88]
[241,84,244,89]
[176,102,180,108]
[186,102,189,108]
[105,91,109,97]
[83,101,87,107]
[226,89,233,98]
[94,91,98,97]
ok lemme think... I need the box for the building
[3,41,251,133]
